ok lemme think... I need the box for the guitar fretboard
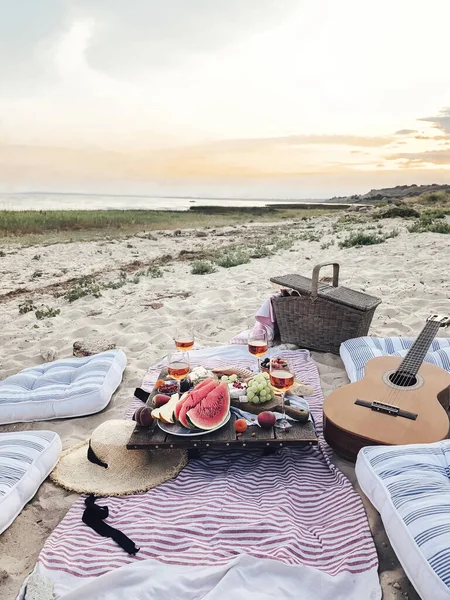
[397,320,441,376]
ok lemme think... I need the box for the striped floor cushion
[0,430,61,534]
[356,443,450,600]
[340,336,450,382]
[0,350,127,425]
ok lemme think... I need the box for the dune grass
[0,207,332,245]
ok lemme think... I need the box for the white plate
[157,412,231,437]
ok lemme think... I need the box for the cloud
[386,149,450,167]
[415,134,450,140]
[419,108,450,134]
[0,1,299,83]
[77,0,299,75]
[394,129,417,135]
[197,134,393,151]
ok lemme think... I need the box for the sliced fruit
[159,393,180,424]
[178,379,219,428]
[172,392,189,422]
[151,407,162,420]
[186,381,230,431]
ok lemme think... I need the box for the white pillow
[356,443,450,600]
[0,350,127,425]
[340,336,450,382]
[0,430,62,534]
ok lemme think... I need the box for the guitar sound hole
[389,371,417,388]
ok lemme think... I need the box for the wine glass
[248,329,268,373]
[269,357,294,430]
[174,329,194,364]
[174,329,194,351]
[167,351,190,393]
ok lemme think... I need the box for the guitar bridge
[355,399,417,420]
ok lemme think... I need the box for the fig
[133,406,154,427]
[258,411,276,429]
[234,418,247,433]
[154,394,171,407]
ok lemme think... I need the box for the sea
[0,193,329,212]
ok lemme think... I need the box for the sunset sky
[1,0,450,198]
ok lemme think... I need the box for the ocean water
[0,193,324,212]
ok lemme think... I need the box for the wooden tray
[127,369,318,452]
[127,411,317,451]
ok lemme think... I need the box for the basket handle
[311,262,340,298]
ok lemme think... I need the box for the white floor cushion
[0,430,62,534]
[0,350,127,425]
[356,442,450,600]
[341,336,450,382]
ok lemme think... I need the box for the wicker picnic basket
[270,262,381,354]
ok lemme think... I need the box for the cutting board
[230,397,310,422]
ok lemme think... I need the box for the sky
[1,0,450,198]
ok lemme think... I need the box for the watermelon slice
[178,379,219,428]
[186,382,230,431]
[172,392,189,422]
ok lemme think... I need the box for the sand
[1,212,449,599]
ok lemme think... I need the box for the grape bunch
[246,372,275,404]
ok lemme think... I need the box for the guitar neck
[398,320,441,375]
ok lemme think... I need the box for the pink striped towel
[24,346,380,599]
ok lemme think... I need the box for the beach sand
[1,213,449,599]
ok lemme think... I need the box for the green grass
[217,250,250,268]
[64,276,102,302]
[0,207,333,245]
[104,272,128,290]
[19,298,36,314]
[249,244,273,258]
[408,219,450,234]
[417,191,450,205]
[145,266,163,278]
[191,261,217,275]
[35,306,60,320]
[339,229,399,248]
[379,204,420,219]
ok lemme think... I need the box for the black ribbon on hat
[87,440,108,469]
[82,495,140,556]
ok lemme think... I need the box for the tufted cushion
[0,350,127,425]
[340,336,450,382]
[0,430,62,534]
[356,443,450,600]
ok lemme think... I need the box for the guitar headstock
[427,314,450,327]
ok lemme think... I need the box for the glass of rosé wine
[174,329,194,364]
[167,351,190,393]
[248,329,268,373]
[269,357,294,430]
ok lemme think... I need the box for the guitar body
[323,356,450,462]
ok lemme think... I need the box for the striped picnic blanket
[22,346,381,600]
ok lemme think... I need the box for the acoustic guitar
[323,314,450,461]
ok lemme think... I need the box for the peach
[234,418,248,433]
[153,394,171,407]
[258,411,276,429]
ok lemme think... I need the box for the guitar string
[386,324,437,405]
[379,327,428,405]
[383,321,441,408]
[378,320,437,407]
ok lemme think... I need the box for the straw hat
[50,420,187,496]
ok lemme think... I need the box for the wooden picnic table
[127,411,317,453]
[127,366,318,454]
